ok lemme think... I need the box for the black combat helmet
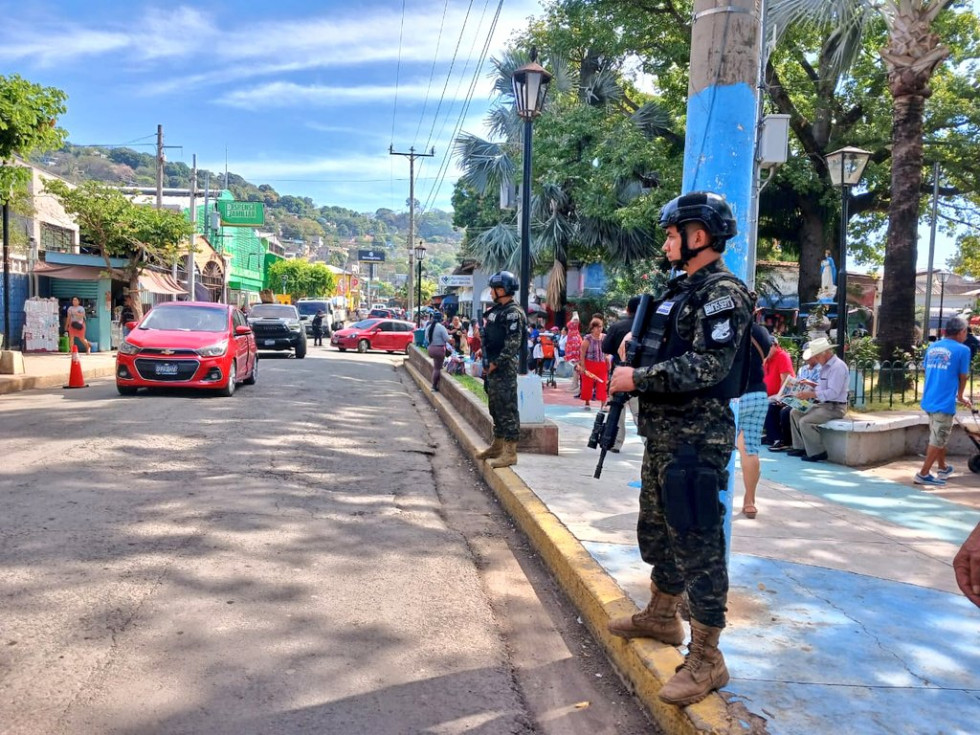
[488,271,519,296]
[658,191,738,251]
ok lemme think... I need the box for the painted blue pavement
[536,391,980,734]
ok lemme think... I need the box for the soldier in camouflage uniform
[475,271,527,468]
[607,192,753,707]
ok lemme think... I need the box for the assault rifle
[588,294,653,478]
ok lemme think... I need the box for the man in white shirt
[787,337,849,462]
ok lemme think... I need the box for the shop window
[40,223,75,253]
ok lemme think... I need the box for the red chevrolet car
[115,302,258,397]
[330,318,416,353]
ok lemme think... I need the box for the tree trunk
[797,196,830,306]
[877,93,927,361]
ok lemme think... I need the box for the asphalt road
[0,345,655,734]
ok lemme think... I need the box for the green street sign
[217,200,265,227]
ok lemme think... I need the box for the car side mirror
[124,321,137,330]
[235,325,252,335]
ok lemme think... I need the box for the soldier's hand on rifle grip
[609,366,636,394]
[618,332,632,363]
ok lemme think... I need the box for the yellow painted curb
[403,362,739,734]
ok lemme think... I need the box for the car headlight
[347,333,357,339]
[197,340,229,357]
[289,323,302,331]
[118,340,140,355]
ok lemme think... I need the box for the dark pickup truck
[247,303,307,358]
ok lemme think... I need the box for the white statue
[817,250,837,301]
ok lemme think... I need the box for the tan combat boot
[475,437,504,460]
[607,583,684,645]
[658,619,729,706]
[487,440,518,468]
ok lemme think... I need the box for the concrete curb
[403,361,738,734]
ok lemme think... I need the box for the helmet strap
[676,224,715,267]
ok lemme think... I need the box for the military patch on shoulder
[506,312,519,321]
[710,319,733,342]
[703,296,735,316]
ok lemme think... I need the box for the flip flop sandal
[742,505,758,519]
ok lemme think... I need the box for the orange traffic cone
[63,344,88,389]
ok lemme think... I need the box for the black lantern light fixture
[511,47,552,374]
[414,240,426,327]
[937,269,952,340]
[826,146,872,359]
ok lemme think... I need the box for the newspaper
[773,375,817,413]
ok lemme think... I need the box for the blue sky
[0,0,544,215]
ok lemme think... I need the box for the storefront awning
[33,262,123,281]
[139,270,187,296]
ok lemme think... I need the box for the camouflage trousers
[637,438,732,629]
[486,366,519,441]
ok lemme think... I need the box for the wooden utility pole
[389,146,434,317]
[156,124,164,210]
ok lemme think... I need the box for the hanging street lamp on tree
[511,48,552,375]
[826,146,871,359]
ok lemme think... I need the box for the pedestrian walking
[736,324,773,519]
[916,315,972,485]
[311,310,325,346]
[606,191,753,707]
[474,271,527,468]
[426,312,451,392]
[565,317,582,396]
[578,318,609,410]
[65,296,91,353]
[602,296,641,453]
[787,337,848,462]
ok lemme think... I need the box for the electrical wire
[421,0,477,153]
[413,0,452,144]
[419,0,503,216]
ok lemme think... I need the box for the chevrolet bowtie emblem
[161,349,175,355]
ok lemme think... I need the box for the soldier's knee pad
[662,446,723,535]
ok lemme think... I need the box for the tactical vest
[636,272,751,404]
[482,302,522,361]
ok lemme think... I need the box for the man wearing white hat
[787,336,849,462]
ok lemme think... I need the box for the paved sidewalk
[409,366,980,735]
[0,351,117,394]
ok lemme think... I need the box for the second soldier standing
[475,271,528,468]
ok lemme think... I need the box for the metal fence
[797,358,980,410]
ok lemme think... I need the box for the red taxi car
[115,302,258,397]
[330,318,416,354]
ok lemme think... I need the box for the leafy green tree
[44,179,194,294]
[267,259,335,299]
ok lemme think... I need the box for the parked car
[115,302,257,397]
[247,303,307,358]
[330,318,416,354]
[295,299,333,338]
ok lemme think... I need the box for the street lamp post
[937,269,951,340]
[414,241,426,327]
[826,146,871,360]
[512,48,552,375]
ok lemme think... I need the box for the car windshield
[250,304,298,319]
[350,319,380,330]
[140,306,227,332]
[295,302,327,317]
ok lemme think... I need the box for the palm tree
[454,48,671,323]
[770,0,956,360]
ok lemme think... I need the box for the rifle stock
[592,294,653,478]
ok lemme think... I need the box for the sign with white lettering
[216,200,265,227]
[438,275,474,288]
[358,249,385,262]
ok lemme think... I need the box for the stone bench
[819,411,979,466]
[405,346,559,455]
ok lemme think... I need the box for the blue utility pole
[682,0,762,549]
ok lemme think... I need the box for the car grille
[139,347,199,356]
[251,322,291,338]
[134,358,200,382]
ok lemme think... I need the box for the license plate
[264,339,276,346]
[155,362,179,376]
